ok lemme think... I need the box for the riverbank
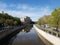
[7,24,45,45]
[34,24,60,45]
[0,24,33,44]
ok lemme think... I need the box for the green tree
[14,21,17,25]
[49,8,60,31]
[37,15,50,27]
[0,11,22,27]
[5,19,14,26]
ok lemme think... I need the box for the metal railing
[36,24,60,38]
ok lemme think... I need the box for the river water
[4,25,45,45]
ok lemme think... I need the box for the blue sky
[0,0,60,21]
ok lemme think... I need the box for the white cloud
[0,2,52,21]
[17,4,28,10]
[17,4,36,11]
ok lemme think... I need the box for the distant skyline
[0,0,60,21]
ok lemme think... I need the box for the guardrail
[35,24,60,38]
[34,24,60,45]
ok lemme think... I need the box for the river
[3,25,45,45]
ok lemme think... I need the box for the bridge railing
[36,24,60,38]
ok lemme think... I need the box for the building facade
[20,16,32,24]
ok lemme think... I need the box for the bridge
[34,24,60,45]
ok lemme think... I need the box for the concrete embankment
[34,24,60,45]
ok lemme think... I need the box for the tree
[14,21,18,26]
[0,11,21,27]
[37,15,50,27]
[5,19,14,26]
[49,8,60,31]
[14,17,21,25]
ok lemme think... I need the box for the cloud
[0,2,52,21]
[17,4,36,11]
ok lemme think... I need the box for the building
[20,16,32,24]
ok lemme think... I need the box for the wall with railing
[34,24,60,45]
[36,25,60,37]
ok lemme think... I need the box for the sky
[0,0,60,21]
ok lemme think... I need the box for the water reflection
[21,25,32,33]
[0,25,33,45]
[1,24,45,45]
[8,25,45,45]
